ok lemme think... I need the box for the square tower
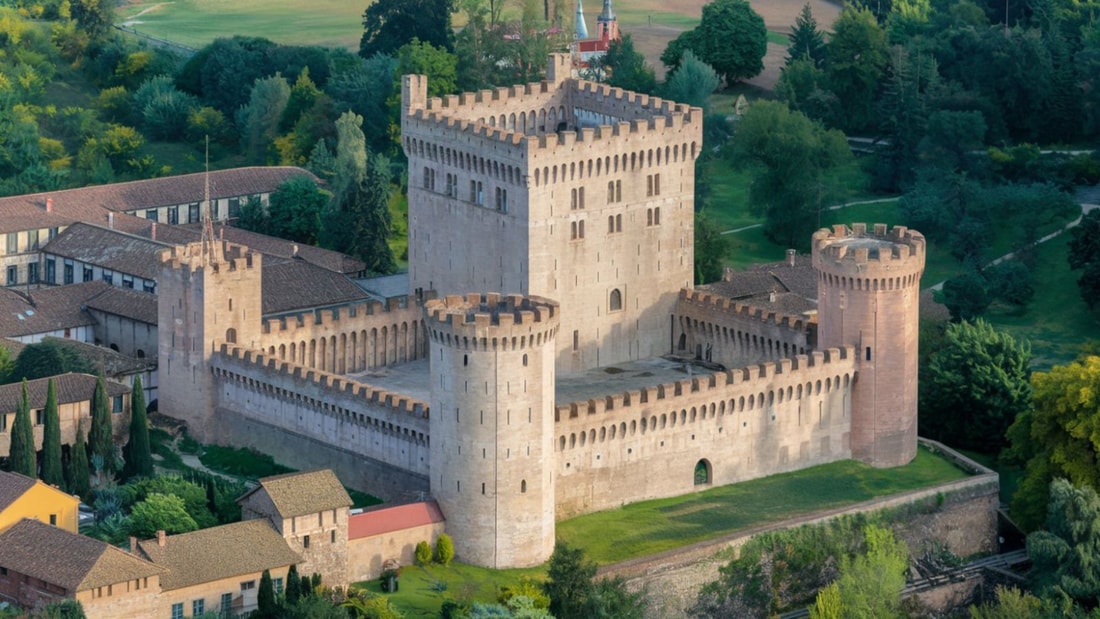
[402,54,703,372]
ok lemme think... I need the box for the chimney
[786,249,796,267]
[129,536,138,554]
[45,197,53,212]
[108,212,114,229]
[157,530,166,547]
[150,222,157,241]
[291,244,299,258]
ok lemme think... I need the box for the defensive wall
[552,347,858,518]
[209,345,430,500]
[259,297,426,375]
[600,439,1000,617]
[674,288,816,369]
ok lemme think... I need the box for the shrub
[435,533,455,566]
[415,540,432,566]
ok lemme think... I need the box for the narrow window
[303,534,310,549]
[865,347,872,361]
[521,480,527,493]
[573,330,579,351]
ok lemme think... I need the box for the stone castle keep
[156,54,926,569]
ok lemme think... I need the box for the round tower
[425,293,559,568]
[812,223,925,468]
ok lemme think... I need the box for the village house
[0,470,80,533]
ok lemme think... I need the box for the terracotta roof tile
[0,282,106,338]
[348,501,444,540]
[42,223,174,281]
[0,373,129,414]
[179,224,365,275]
[0,519,163,591]
[0,470,36,512]
[137,520,300,591]
[0,167,314,235]
[241,470,352,519]
[84,285,159,325]
[262,259,371,315]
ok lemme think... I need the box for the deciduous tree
[9,340,94,383]
[919,319,1032,452]
[730,100,855,249]
[360,0,455,57]
[236,74,290,164]
[128,493,198,538]
[825,7,888,132]
[1007,355,1100,531]
[833,525,908,617]
[1027,479,1100,607]
[695,212,728,284]
[266,175,330,246]
[661,0,766,85]
[41,379,64,487]
[598,34,656,94]
[9,380,36,477]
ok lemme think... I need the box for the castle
[155,54,925,570]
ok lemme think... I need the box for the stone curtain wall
[553,348,858,518]
[209,346,430,498]
[260,298,426,375]
[674,289,815,368]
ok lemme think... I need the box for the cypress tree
[66,420,90,499]
[285,564,301,605]
[257,569,276,617]
[88,375,116,475]
[9,380,36,477]
[41,379,64,487]
[124,375,153,478]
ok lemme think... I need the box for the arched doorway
[694,459,712,486]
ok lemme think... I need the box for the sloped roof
[700,254,818,311]
[0,518,164,591]
[180,224,365,275]
[0,282,106,338]
[0,373,130,414]
[348,501,445,540]
[43,223,174,281]
[137,519,300,591]
[262,258,371,315]
[0,470,36,512]
[0,167,315,235]
[84,285,159,325]
[240,469,352,519]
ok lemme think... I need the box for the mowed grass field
[117,0,835,69]
[117,0,370,49]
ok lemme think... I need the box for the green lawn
[356,563,544,619]
[355,447,969,617]
[984,235,1100,369]
[556,446,969,565]
[118,0,368,49]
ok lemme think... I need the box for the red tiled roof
[0,167,315,235]
[348,501,445,540]
[0,281,107,338]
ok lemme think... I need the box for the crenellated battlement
[677,289,815,331]
[214,344,429,419]
[554,346,856,422]
[159,240,257,272]
[261,294,419,333]
[812,223,926,281]
[425,293,559,350]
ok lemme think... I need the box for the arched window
[521,480,527,493]
[225,328,237,344]
[609,289,622,312]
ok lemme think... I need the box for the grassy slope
[118,0,367,49]
[356,446,967,616]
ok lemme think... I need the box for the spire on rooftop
[576,0,589,39]
[598,0,615,22]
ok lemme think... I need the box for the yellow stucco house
[0,470,79,533]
